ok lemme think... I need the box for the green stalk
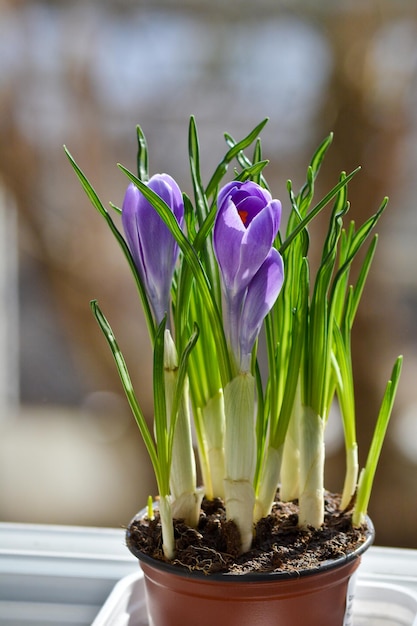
[254,445,283,521]
[198,390,226,499]
[163,330,202,527]
[330,333,358,510]
[158,495,175,560]
[224,373,256,554]
[298,407,325,529]
[183,278,225,500]
[255,239,308,517]
[151,318,176,558]
[279,380,302,503]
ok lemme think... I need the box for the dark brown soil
[126,491,370,575]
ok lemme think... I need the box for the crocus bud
[213,180,284,371]
[121,174,184,324]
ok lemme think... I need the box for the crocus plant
[65,118,402,560]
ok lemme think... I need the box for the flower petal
[238,199,282,287]
[121,183,148,282]
[213,195,246,292]
[217,181,273,227]
[148,174,184,225]
[239,248,284,370]
[214,181,282,296]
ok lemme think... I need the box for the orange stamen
[238,209,249,225]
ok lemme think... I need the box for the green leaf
[153,318,170,495]
[168,324,200,460]
[90,300,162,487]
[235,160,270,182]
[353,355,403,525]
[280,167,361,255]
[224,133,269,189]
[252,138,264,185]
[109,201,122,215]
[333,197,388,300]
[136,125,149,182]
[332,323,355,444]
[342,236,378,334]
[205,118,269,197]
[188,116,209,225]
[64,146,156,341]
[306,178,349,416]
[310,132,333,177]
[272,258,309,448]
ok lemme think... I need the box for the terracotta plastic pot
[126,516,374,626]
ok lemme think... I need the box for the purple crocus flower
[121,175,184,324]
[213,180,284,371]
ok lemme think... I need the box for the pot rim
[126,512,375,583]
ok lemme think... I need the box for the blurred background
[0,0,416,548]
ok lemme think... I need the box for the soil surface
[126,491,370,575]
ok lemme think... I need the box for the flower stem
[224,373,256,553]
[254,445,282,522]
[298,407,325,529]
[198,390,226,499]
